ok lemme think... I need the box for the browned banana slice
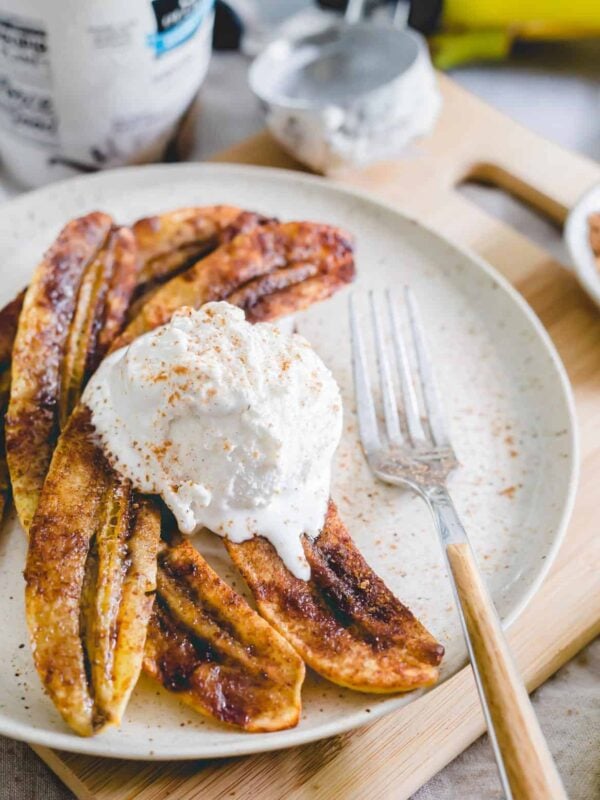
[0,369,10,522]
[88,486,159,728]
[25,406,111,734]
[0,290,25,370]
[58,229,114,427]
[21,216,156,736]
[93,226,139,368]
[227,500,444,693]
[245,275,352,323]
[226,262,319,313]
[113,221,355,350]
[59,226,138,425]
[25,406,160,735]
[133,205,242,290]
[144,540,304,732]
[6,212,113,532]
[241,256,355,323]
[15,220,150,735]
[127,209,272,320]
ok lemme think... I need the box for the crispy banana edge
[128,209,272,321]
[0,290,25,370]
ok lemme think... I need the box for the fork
[349,288,567,800]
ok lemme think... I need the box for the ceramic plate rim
[0,163,579,759]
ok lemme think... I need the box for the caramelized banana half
[114,220,355,350]
[25,406,160,735]
[6,215,154,736]
[144,540,304,732]
[5,212,138,532]
[112,219,353,731]
[123,224,441,694]
[59,225,138,427]
[227,501,444,693]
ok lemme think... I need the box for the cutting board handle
[433,75,597,226]
[464,162,570,227]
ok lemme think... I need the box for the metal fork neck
[422,484,469,546]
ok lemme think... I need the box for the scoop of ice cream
[83,301,343,579]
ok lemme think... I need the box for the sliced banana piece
[114,221,355,350]
[227,500,444,693]
[133,206,242,292]
[25,406,160,735]
[7,212,113,532]
[144,539,304,732]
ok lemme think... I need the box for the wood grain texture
[447,542,567,800]
[32,74,600,799]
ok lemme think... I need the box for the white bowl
[564,183,600,308]
[249,24,440,173]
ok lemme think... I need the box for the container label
[147,0,212,55]
[0,12,57,147]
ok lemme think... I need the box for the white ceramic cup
[0,0,214,187]
[249,23,440,174]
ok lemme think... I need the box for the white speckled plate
[0,164,577,759]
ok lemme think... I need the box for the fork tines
[349,287,452,454]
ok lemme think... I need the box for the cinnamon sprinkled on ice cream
[83,302,343,579]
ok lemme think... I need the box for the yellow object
[430,30,511,69]
[431,0,600,67]
[444,0,600,34]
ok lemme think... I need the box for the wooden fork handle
[447,541,567,800]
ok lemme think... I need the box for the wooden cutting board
[32,75,600,800]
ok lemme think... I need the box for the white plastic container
[0,0,214,187]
